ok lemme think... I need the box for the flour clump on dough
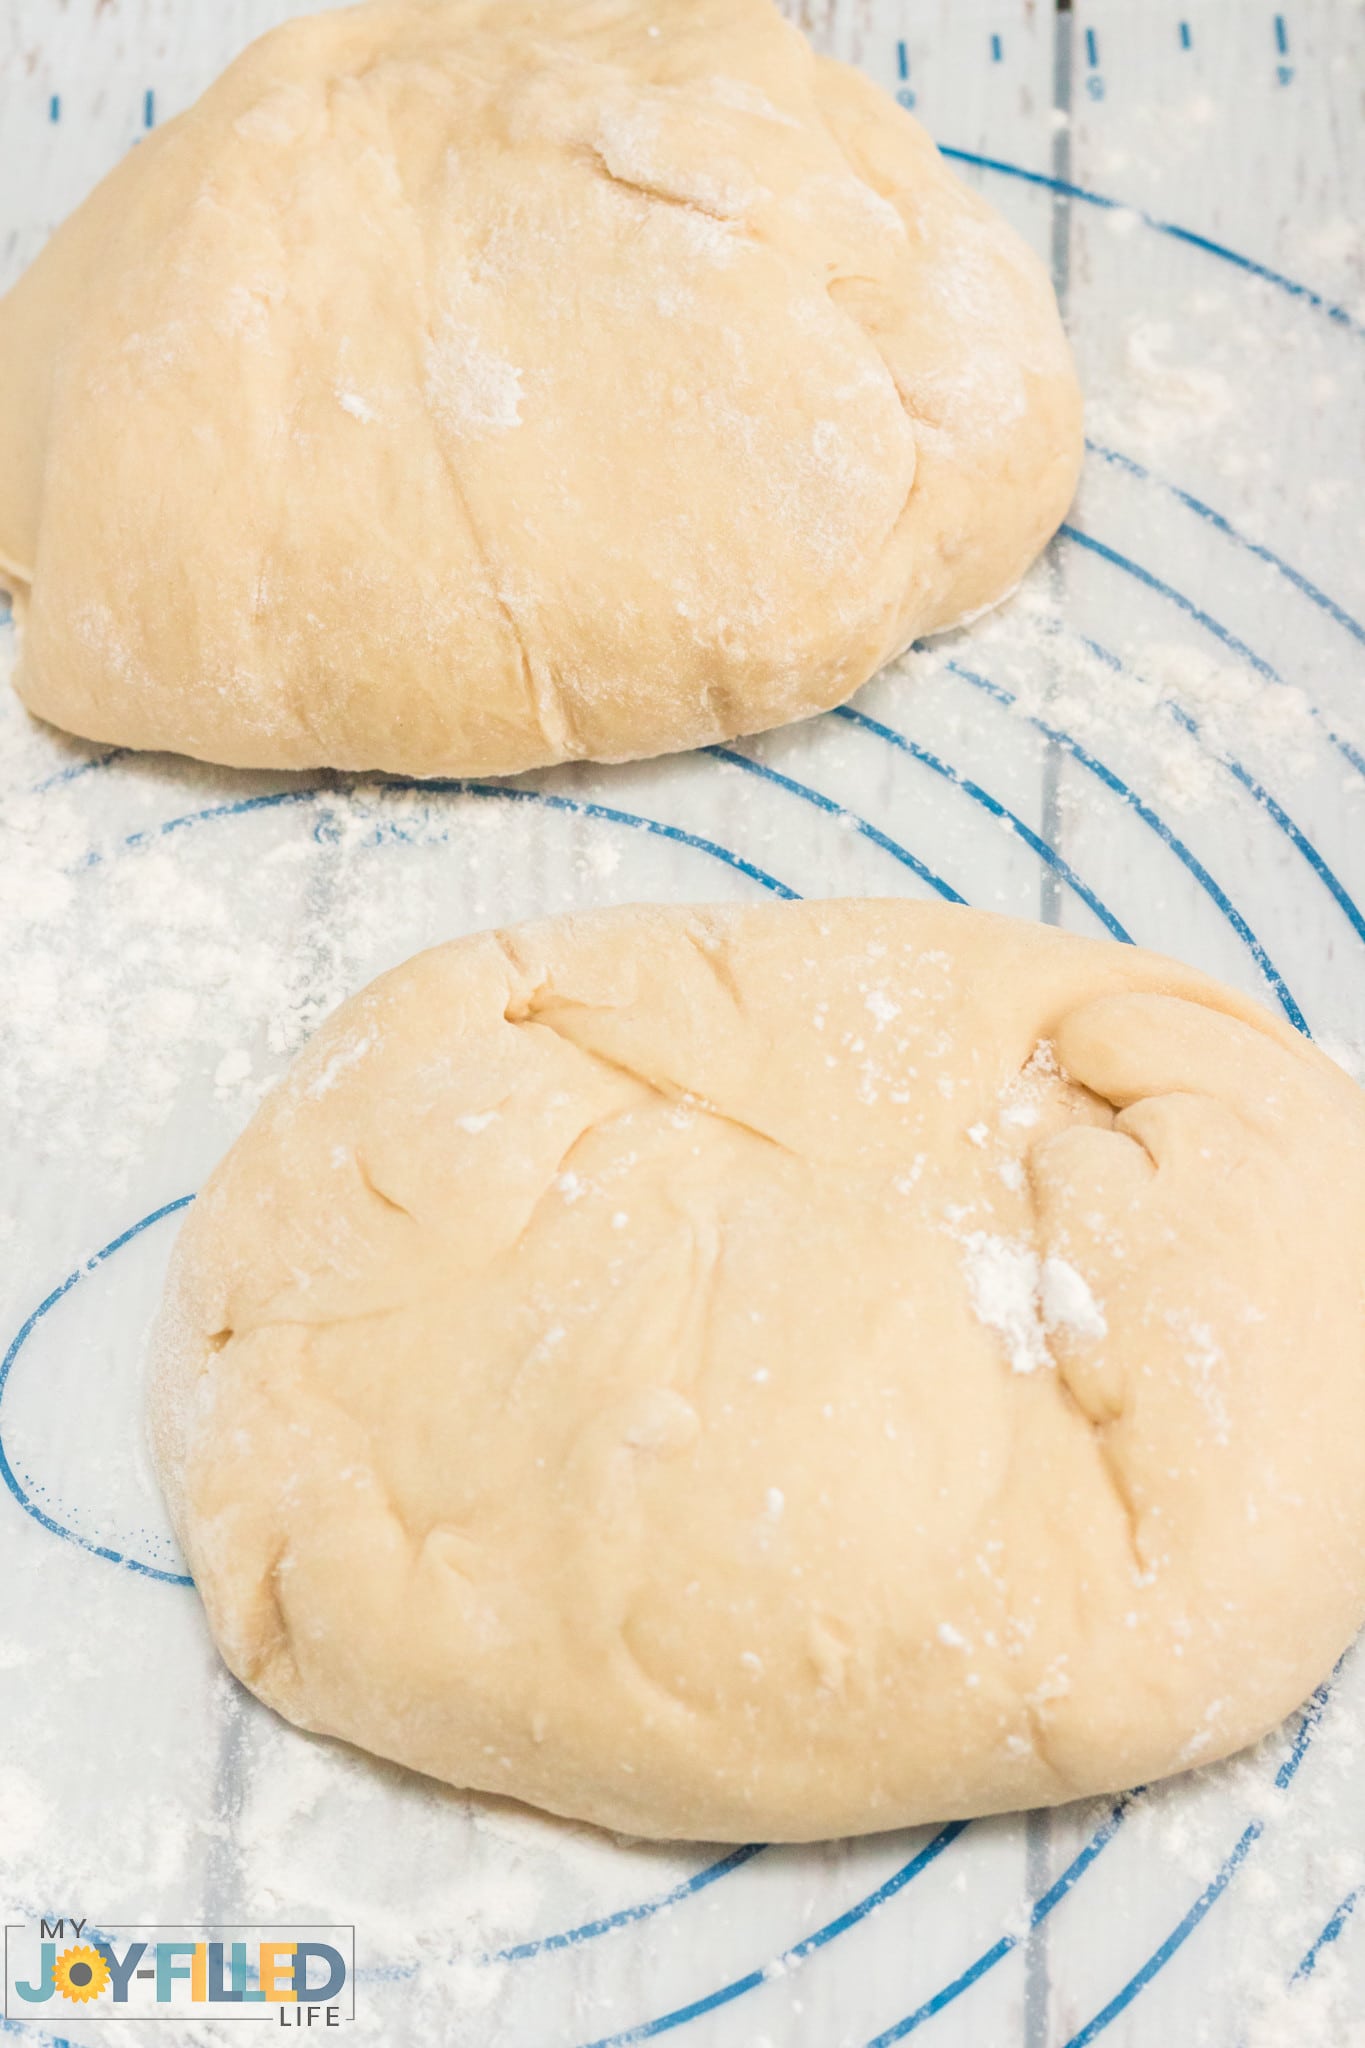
[149,901,1365,1841]
[0,0,1080,775]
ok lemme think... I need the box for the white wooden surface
[1,3,1364,2044]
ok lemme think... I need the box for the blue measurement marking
[865,1799,1133,2045]
[1065,618,1365,954]
[1179,20,1192,48]
[946,660,1309,1034]
[867,1682,1334,2048]
[106,781,798,898]
[486,1848,768,1963]
[830,705,1131,943]
[143,87,155,128]
[937,149,1365,336]
[1275,12,1289,53]
[1058,1683,1333,2046]
[1070,1832,1255,2042]
[34,747,130,792]
[896,38,909,80]
[1058,521,1365,780]
[1078,637,1365,950]
[370,1847,770,1977]
[48,93,60,122]
[1085,26,1098,66]
[1084,440,1365,648]
[1293,1886,1362,1979]
[990,33,1002,62]
[1064,618,1365,955]
[575,1824,969,2048]
[1166,704,1365,949]
[707,746,964,904]
[0,1196,196,1586]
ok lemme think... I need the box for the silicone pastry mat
[0,2,1363,2043]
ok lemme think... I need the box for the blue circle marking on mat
[862,1797,1135,2046]
[571,1822,972,2048]
[1055,523,1365,782]
[1055,1681,1333,2046]
[938,147,1365,337]
[1068,630,1365,954]
[520,1670,1342,2048]
[484,1846,769,1965]
[943,661,1310,1035]
[829,703,1133,942]
[0,1195,196,1586]
[108,780,802,901]
[1164,701,1365,949]
[706,746,965,902]
[1083,441,1365,650]
[862,1680,1333,2046]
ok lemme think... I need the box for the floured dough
[149,901,1365,1842]
[0,0,1080,776]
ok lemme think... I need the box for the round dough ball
[0,0,1080,777]
[149,901,1365,1842]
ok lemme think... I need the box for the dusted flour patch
[957,1236,1107,1375]
[0,0,1079,778]
[148,900,1365,1842]
[423,322,525,436]
[959,1231,1049,1374]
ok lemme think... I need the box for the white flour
[959,1230,1107,1373]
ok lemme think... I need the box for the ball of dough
[0,0,1080,777]
[149,901,1365,1842]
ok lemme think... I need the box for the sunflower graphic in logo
[53,1943,110,2004]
